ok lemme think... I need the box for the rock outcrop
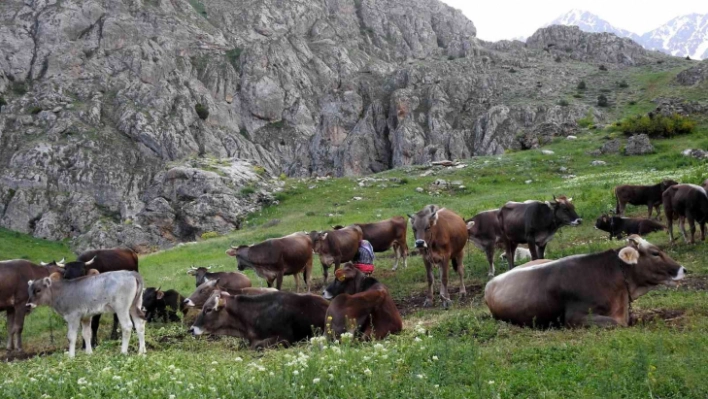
[676,60,708,86]
[625,134,655,155]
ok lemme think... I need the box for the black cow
[595,214,665,240]
[142,288,185,323]
[498,196,582,269]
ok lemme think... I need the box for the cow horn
[84,256,96,266]
[40,261,48,266]
[207,266,212,270]
[230,240,238,248]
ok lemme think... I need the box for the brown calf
[615,180,679,219]
[310,226,363,284]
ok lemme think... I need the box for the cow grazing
[57,248,139,347]
[142,288,185,323]
[226,232,313,291]
[595,214,665,240]
[333,217,409,271]
[26,270,146,358]
[322,265,402,340]
[498,196,582,269]
[485,235,686,328]
[310,226,363,284]
[500,246,531,263]
[183,280,276,308]
[188,291,329,349]
[662,184,708,244]
[187,266,252,290]
[615,180,679,219]
[0,260,64,352]
[466,209,503,276]
[409,205,468,308]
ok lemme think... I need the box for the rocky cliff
[0,0,669,251]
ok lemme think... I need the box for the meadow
[1,67,708,397]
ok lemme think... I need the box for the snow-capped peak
[544,10,641,43]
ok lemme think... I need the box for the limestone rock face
[676,60,708,86]
[0,0,673,249]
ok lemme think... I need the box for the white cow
[27,269,146,358]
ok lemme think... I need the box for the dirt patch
[395,284,484,316]
[679,276,708,291]
[2,349,59,362]
[630,308,685,326]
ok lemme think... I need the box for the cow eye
[205,308,212,314]
[425,227,430,231]
[651,251,660,257]
[36,289,41,294]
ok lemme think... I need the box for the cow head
[551,196,582,226]
[184,279,220,308]
[661,179,679,191]
[142,287,165,312]
[594,214,613,232]
[226,245,253,272]
[322,264,363,299]
[618,235,686,294]
[189,291,230,336]
[62,257,96,280]
[26,272,62,309]
[187,266,213,286]
[309,231,328,254]
[465,219,475,239]
[409,205,443,249]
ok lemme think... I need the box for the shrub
[599,65,608,71]
[508,67,517,73]
[577,80,587,90]
[11,81,27,95]
[554,56,562,63]
[573,93,583,98]
[657,60,664,64]
[685,56,691,61]
[240,186,256,196]
[558,99,569,107]
[619,113,695,138]
[239,128,249,139]
[0,97,7,107]
[617,80,629,88]
[577,110,594,128]
[399,177,409,185]
[597,94,609,107]
[564,47,573,53]
[200,231,219,240]
[279,173,287,180]
[253,165,266,176]
[628,100,637,105]
[195,103,209,120]
[448,55,455,61]
[305,211,316,217]
[29,106,43,115]
[226,48,242,70]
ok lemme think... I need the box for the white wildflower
[313,378,321,384]
[77,378,87,385]
[101,367,111,373]
[112,376,121,381]
[434,384,440,389]
[488,380,495,385]
[293,370,299,376]
[414,337,422,342]
[211,361,218,365]
[432,355,439,361]
[269,372,275,376]
[30,378,38,382]
[234,357,243,362]
[363,368,372,376]
[168,365,175,370]
[169,395,175,399]
[416,374,425,379]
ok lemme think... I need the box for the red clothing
[352,263,374,275]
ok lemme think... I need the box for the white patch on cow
[28,280,33,286]
[466,221,475,229]
[184,299,195,308]
[567,197,573,202]
[322,233,328,240]
[27,303,37,309]
[491,254,588,283]
[687,184,708,198]
[618,247,639,265]
[673,267,686,281]
[570,218,582,226]
[191,326,204,336]
[322,290,333,300]
[626,235,651,250]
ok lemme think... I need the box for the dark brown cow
[498,196,582,269]
[0,260,64,351]
[333,217,409,270]
[310,226,363,284]
[662,184,708,244]
[594,214,665,240]
[615,180,679,219]
[485,235,686,327]
[50,248,139,347]
[183,280,276,308]
[322,265,402,340]
[408,205,467,308]
[226,232,313,291]
[186,266,252,289]
[188,291,329,349]
[466,209,502,276]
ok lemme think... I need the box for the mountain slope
[641,13,708,60]
[545,9,641,43]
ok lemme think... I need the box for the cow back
[325,227,363,260]
[469,210,501,241]
[356,216,407,252]
[77,248,139,273]
[0,261,59,309]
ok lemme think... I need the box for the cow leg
[438,258,452,309]
[538,244,547,259]
[647,203,654,219]
[304,259,312,293]
[81,319,93,355]
[293,272,301,293]
[505,242,518,270]
[111,314,120,340]
[687,215,696,244]
[117,311,133,355]
[566,312,620,328]
[484,245,495,277]
[67,319,80,358]
[87,314,101,348]
[655,203,663,221]
[700,220,706,242]
[667,214,675,243]
[392,243,400,271]
[679,215,689,243]
[322,263,330,285]
[423,260,435,307]
[453,252,466,298]
[11,305,27,352]
[526,236,540,260]
[6,308,15,351]
[130,307,147,355]
[275,272,284,290]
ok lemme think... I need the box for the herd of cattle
[0,179,706,357]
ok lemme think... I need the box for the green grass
[2,66,708,398]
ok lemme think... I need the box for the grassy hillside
[1,67,707,397]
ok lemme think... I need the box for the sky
[440,0,708,41]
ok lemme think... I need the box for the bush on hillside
[599,65,608,71]
[577,80,587,90]
[554,56,562,63]
[558,99,569,107]
[195,103,209,120]
[597,94,609,107]
[617,80,629,88]
[577,110,594,128]
[620,113,696,138]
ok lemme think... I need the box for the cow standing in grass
[310,226,363,285]
[409,205,468,308]
[333,217,409,271]
[662,184,708,244]
[615,180,678,219]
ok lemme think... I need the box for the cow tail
[131,272,147,319]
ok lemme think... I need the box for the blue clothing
[353,240,375,265]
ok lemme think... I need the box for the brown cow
[662,184,708,244]
[466,209,502,276]
[408,205,467,308]
[186,266,252,289]
[183,280,276,308]
[0,260,64,351]
[188,291,329,349]
[322,265,402,340]
[615,180,679,219]
[333,217,409,270]
[310,226,363,284]
[226,232,313,291]
[485,235,686,328]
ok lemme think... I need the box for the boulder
[600,139,621,154]
[624,134,655,155]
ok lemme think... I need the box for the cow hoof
[487,272,495,278]
[423,299,434,307]
[441,300,452,310]
[391,267,397,272]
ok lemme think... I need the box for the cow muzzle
[188,326,203,336]
[570,218,582,226]
[415,239,427,248]
[322,290,333,300]
[673,267,687,281]
[183,298,195,308]
[26,303,37,310]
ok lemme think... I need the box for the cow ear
[87,269,99,276]
[429,211,439,226]
[49,272,62,282]
[322,233,328,240]
[618,247,639,265]
[466,221,475,230]
[43,277,53,287]
[217,297,226,309]
[156,291,165,300]
[567,197,573,203]
[626,235,648,249]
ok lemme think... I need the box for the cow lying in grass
[594,214,665,240]
[322,265,402,340]
[183,279,276,308]
[485,235,686,328]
